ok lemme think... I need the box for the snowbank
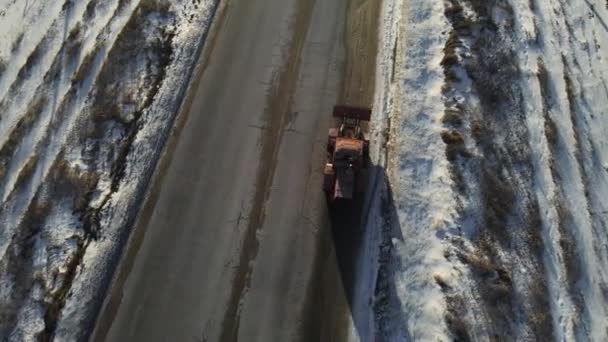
[366,0,608,340]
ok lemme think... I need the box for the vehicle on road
[323,105,371,202]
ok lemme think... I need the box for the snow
[358,0,459,340]
[364,0,608,340]
[376,0,457,339]
[1,0,607,340]
[0,0,219,340]
[510,0,608,339]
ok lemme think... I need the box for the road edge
[87,1,230,340]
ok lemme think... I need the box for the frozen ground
[0,0,218,340]
[362,0,608,340]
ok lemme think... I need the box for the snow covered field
[365,0,608,340]
[0,0,218,340]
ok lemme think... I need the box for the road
[91,0,363,340]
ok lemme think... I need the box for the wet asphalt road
[93,0,352,340]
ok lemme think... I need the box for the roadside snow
[363,0,459,340]
[366,0,608,340]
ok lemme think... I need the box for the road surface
[90,0,368,340]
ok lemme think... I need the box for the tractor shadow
[328,164,407,341]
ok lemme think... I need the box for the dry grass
[71,44,100,86]
[441,130,465,145]
[445,294,471,342]
[471,120,485,139]
[1,0,182,337]
[434,270,472,341]
[0,57,6,77]
[11,32,25,53]
[50,158,99,197]
[6,156,40,202]
[445,31,462,52]
[441,53,459,68]
[442,108,464,126]
[41,235,86,341]
[138,0,171,15]
[441,0,557,338]
[460,250,494,277]
[527,274,554,338]
[481,166,516,244]
[68,22,82,42]
[544,113,558,145]
[61,0,74,12]
[21,41,44,77]
[18,196,52,244]
[444,1,464,18]
[45,156,100,240]
[441,30,463,82]
[562,57,576,108]
[0,97,46,169]
[434,274,450,290]
[0,96,45,186]
[66,23,84,61]
[444,0,475,31]
[441,130,471,160]
[84,0,97,20]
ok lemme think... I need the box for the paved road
[93,0,351,340]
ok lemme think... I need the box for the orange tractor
[323,105,371,202]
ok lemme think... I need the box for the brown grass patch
[445,294,471,341]
[442,130,472,160]
[68,22,82,42]
[84,0,98,20]
[527,274,554,338]
[138,0,171,15]
[544,113,558,145]
[71,45,100,86]
[0,97,47,179]
[481,166,516,244]
[11,32,25,53]
[0,57,6,77]
[441,53,460,68]
[442,108,464,126]
[441,130,465,144]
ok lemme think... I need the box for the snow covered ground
[364,0,608,340]
[2,0,607,340]
[0,0,218,340]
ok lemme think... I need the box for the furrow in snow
[0,0,143,264]
[0,2,135,206]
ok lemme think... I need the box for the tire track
[218,0,316,340]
